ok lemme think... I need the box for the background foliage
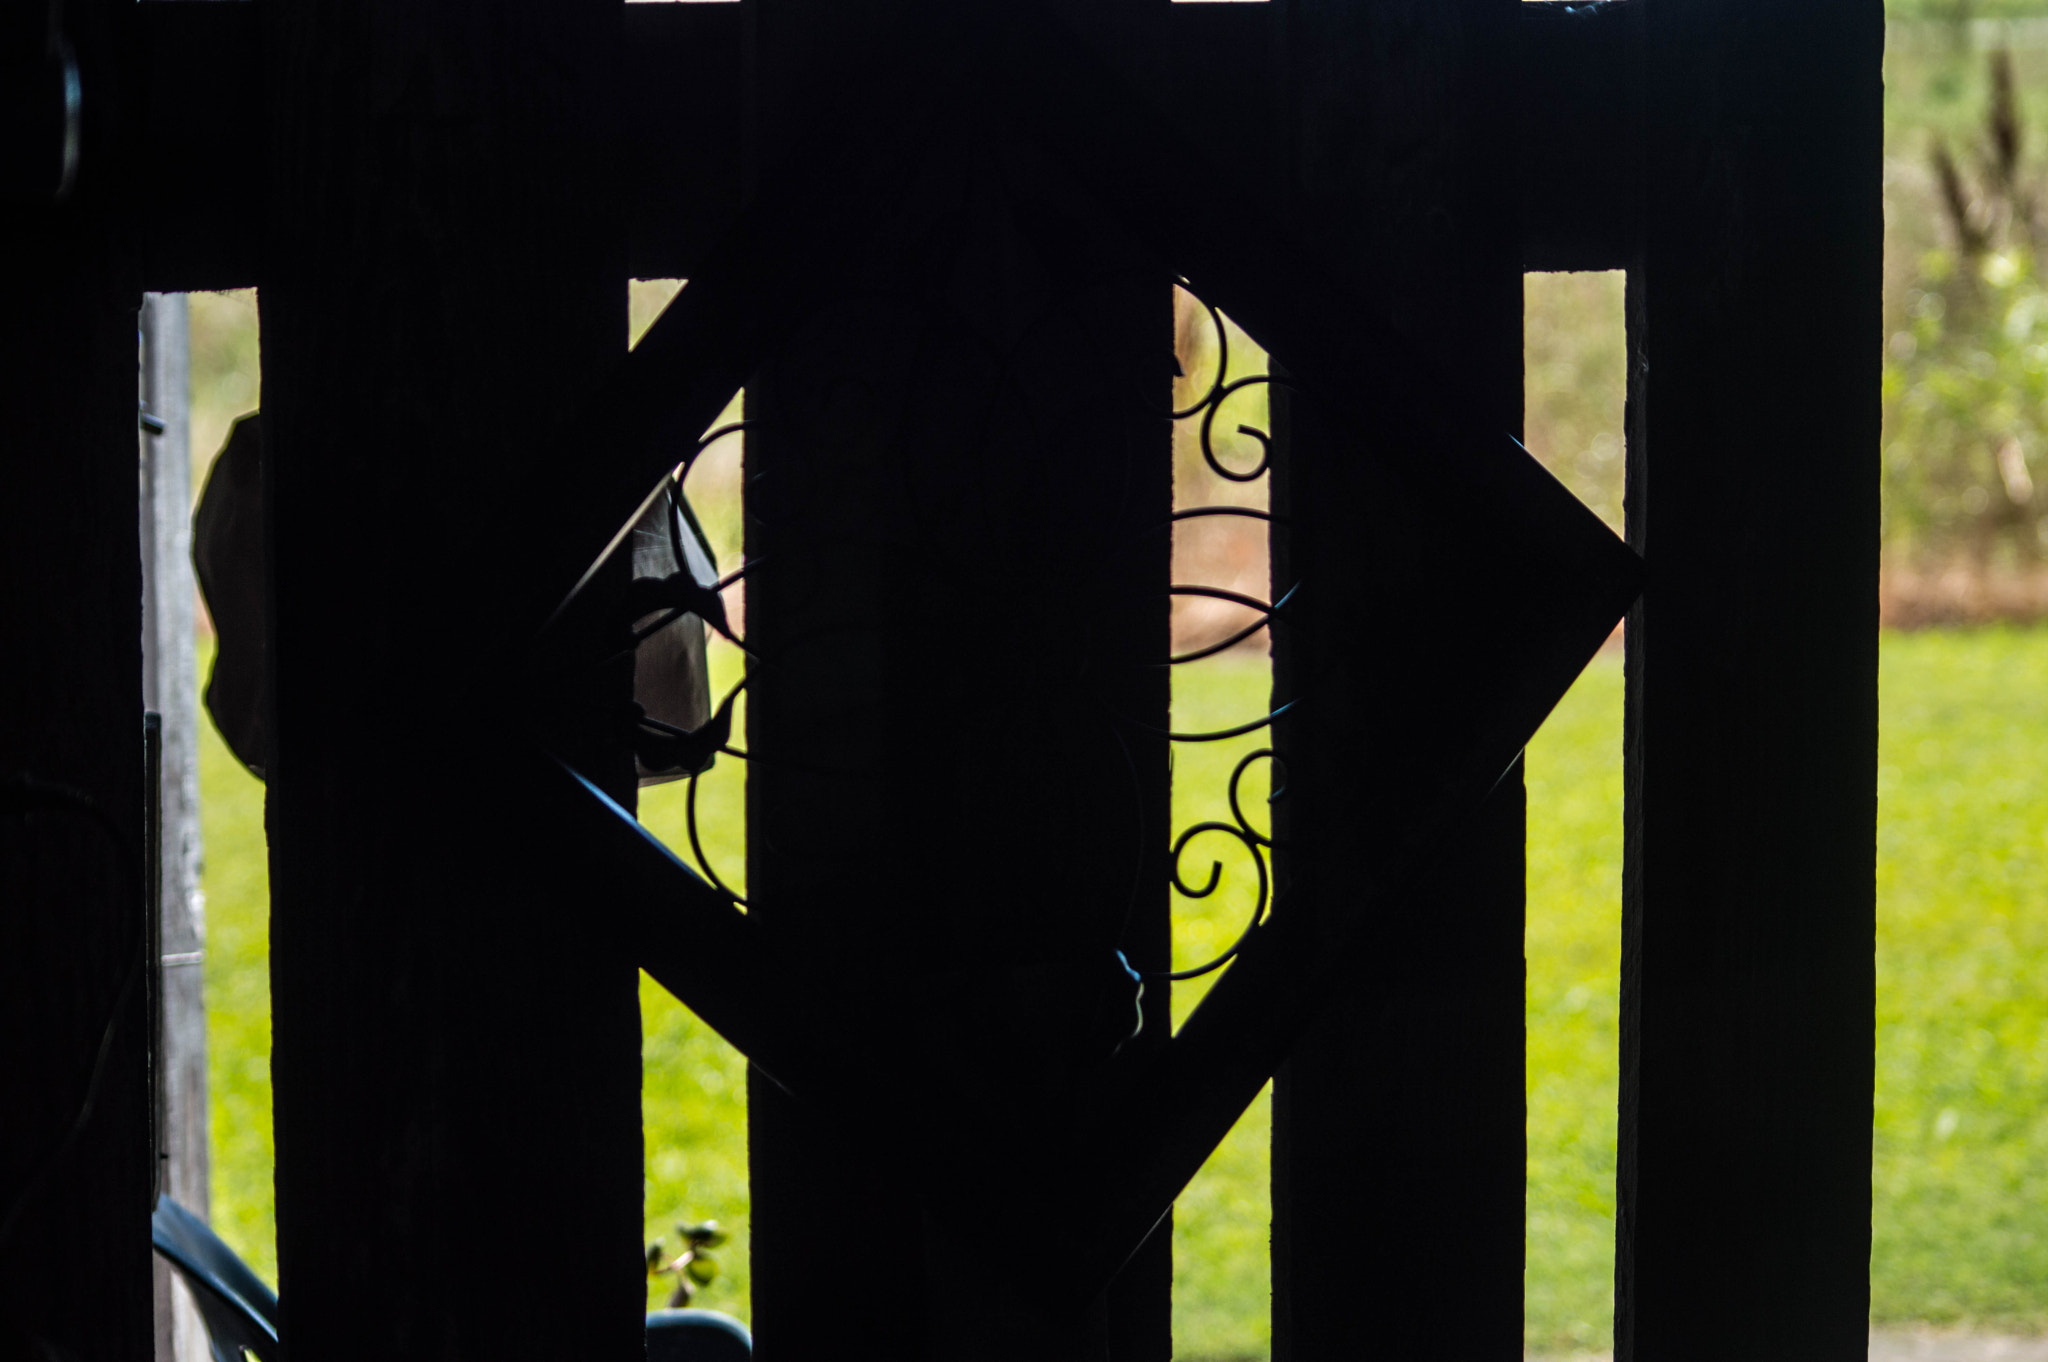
[1884,29,2048,570]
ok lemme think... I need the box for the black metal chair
[150,1198,280,1362]
[645,1308,752,1362]
[151,1197,754,1362]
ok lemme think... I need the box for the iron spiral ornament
[1145,283,1297,984]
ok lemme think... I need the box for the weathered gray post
[140,291,212,1362]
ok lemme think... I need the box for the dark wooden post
[742,9,1172,1358]
[1617,1,1881,1357]
[0,0,154,1354]
[260,0,644,1358]
[1270,0,1527,1357]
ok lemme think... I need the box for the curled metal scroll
[1146,285,1296,984]
[682,695,749,905]
[1172,289,1298,484]
[669,419,752,903]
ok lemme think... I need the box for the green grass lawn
[196,673,278,1291]
[200,629,2048,1355]
[1872,628,2048,1333]
[1524,650,1625,1356]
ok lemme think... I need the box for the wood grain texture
[1269,0,1528,1357]
[740,11,1172,1357]
[133,1,262,294]
[622,2,745,282]
[140,295,209,1231]
[1517,0,1640,273]
[1617,1,1882,1358]
[141,292,214,1362]
[133,1,751,293]
[259,0,643,1358]
[0,0,153,1349]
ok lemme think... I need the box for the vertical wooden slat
[744,279,1174,1362]
[742,14,1173,1354]
[1066,17,1176,1362]
[0,0,153,1353]
[1104,287,1175,1362]
[261,0,642,1358]
[1617,1,1881,1357]
[739,16,911,1360]
[1270,0,1526,1357]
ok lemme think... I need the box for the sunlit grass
[197,663,276,1288]
[1168,653,1276,1361]
[1524,654,1623,1356]
[1872,627,2048,1332]
[636,637,751,1317]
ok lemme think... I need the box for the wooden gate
[0,0,1879,1359]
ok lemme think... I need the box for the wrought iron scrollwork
[1173,290,1297,484]
[569,414,756,904]
[666,420,752,904]
[1228,747,1287,850]
[1146,284,1296,984]
[611,286,1301,959]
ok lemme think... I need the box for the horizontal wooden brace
[134,0,263,292]
[540,754,859,1101]
[133,1,1633,288]
[130,1,748,292]
[620,2,746,281]
[130,1,1291,293]
[1518,0,1640,272]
